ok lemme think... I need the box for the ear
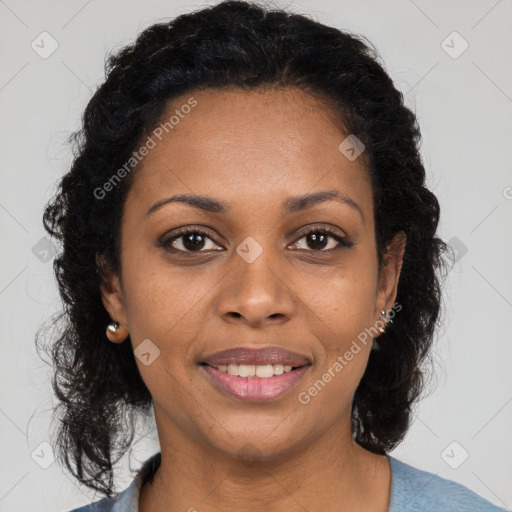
[374,231,406,322]
[96,254,128,326]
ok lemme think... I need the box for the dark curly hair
[37,0,452,498]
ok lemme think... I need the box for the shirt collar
[111,452,161,512]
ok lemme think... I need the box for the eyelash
[160,226,353,255]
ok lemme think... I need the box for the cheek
[297,275,374,414]
[293,260,377,402]
[120,256,208,406]
[122,251,212,341]
[297,263,378,352]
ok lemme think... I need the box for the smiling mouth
[199,362,311,402]
[200,362,307,378]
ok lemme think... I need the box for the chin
[206,430,303,463]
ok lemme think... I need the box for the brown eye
[292,227,353,252]
[161,228,223,254]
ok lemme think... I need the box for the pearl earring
[106,321,128,343]
[378,309,393,333]
[107,321,119,333]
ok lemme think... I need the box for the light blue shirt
[68,452,508,511]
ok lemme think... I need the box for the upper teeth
[214,364,294,378]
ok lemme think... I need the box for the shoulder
[66,498,115,512]
[387,456,508,512]
[65,452,162,512]
[65,481,135,512]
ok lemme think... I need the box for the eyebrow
[146,189,363,221]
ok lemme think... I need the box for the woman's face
[101,87,404,459]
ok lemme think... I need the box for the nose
[215,245,296,328]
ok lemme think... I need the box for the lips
[200,346,311,367]
[201,363,310,402]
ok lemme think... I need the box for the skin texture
[100,87,406,511]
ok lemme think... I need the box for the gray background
[0,0,511,510]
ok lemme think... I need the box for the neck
[139,407,391,512]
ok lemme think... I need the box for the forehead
[127,87,373,219]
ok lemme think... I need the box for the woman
[39,1,506,510]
